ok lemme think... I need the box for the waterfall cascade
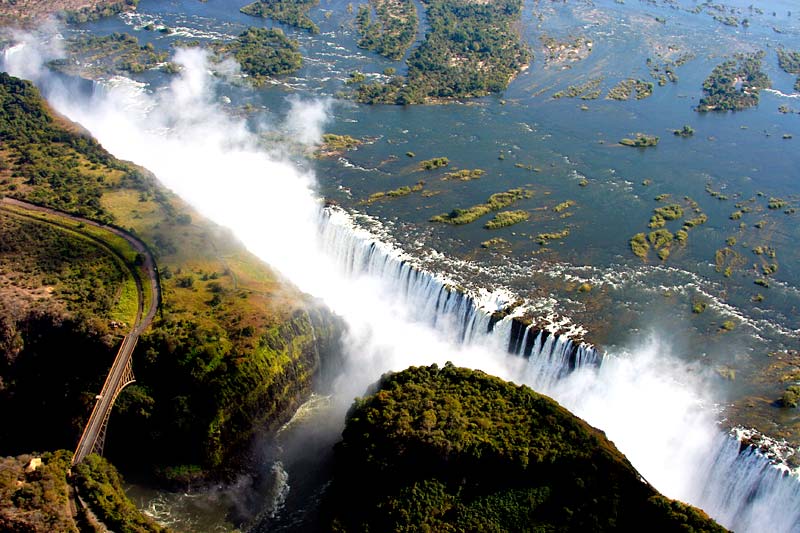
[318,205,800,533]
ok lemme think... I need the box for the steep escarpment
[0,72,343,483]
[324,364,727,532]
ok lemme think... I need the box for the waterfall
[318,207,603,377]
[317,205,800,533]
[692,433,800,532]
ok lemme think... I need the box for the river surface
[7,0,800,530]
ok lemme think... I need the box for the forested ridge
[324,364,728,532]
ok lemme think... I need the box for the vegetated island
[629,196,707,261]
[607,78,654,100]
[211,27,303,82]
[553,76,603,100]
[647,52,694,86]
[0,0,138,27]
[0,69,341,512]
[776,47,800,92]
[430,188,533,225]
[484,209,529,229]
[362,181,425,203]
[540,34,593,65]
[52,32,174,77]
[354,0,531,104]
[240,0,320,34]
[441,168,485,181]
[619,133,659,147]
[696,51,771,112]
[322,364,727,532]
[419,156,449,170]
[54,27,304,82]
[356,0,419,60]
[316,133,364,157]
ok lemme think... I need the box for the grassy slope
[326,364,727,532]
[0,72,339,478]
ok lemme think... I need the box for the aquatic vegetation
[536,228,569,245]
[654,194,670,202]
[347,71,367,84]
[730,211,743,220]
[779,385,800,408]
[654,204,683,220]
[619,134,659,147]
[692,301,707,314]
[406,151,415,157]
[647,53,694,85]
[648,229,673,250]
[356,0,418,60]
[577,282,593,292]
[682,213,708,228]
[721,320,736,331]
[419,157,450,170]
[607,79,653,100]
[714,247,745,277]
[431,188,533,225]
[240,0,320,33]
[553,200,575,213]
[540,34,593,65]
[768,197,788,210]
[697,51,770,112]
[673,125,695,137]
[675,229,688,244]
[553,77,603,99]
[363,181,425,203]
[484,210,529,229]
[481,237,510,248]
[649,215,666,229]
[441,168,485,181]
[629,233,650,259]
[318,133,362,156]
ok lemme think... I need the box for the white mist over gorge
[4,26,800,533]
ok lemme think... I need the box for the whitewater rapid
[3,42,800,532]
